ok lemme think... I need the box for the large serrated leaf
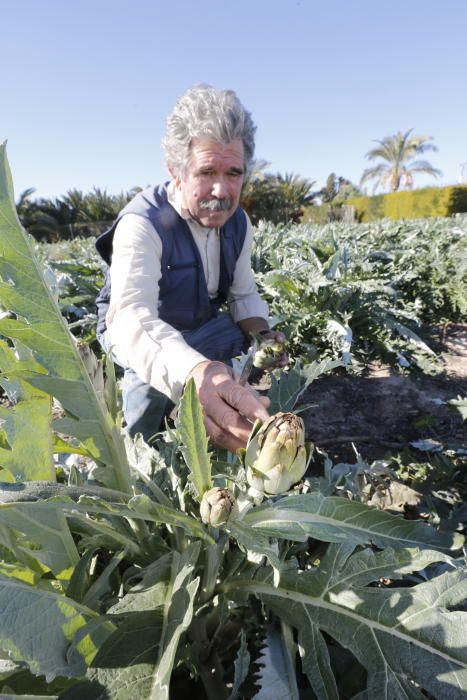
[0,573,115,681]
[253,621,300,700]
[228,519,282,573]
[79,545,201,699]
[228,629,250,700]
[268,359,342,413]
[128,493,215,543]
[176,377,212,498]
[0,502,79,578]
[298,621,339,700]
[0,340,55,481]
[225,545,467,700]
[267,365,306,414]
[318,544,456,591]
[0,143,131,493]
[0,397,52,481]
[243,492,463,552]
[27,495,214,547]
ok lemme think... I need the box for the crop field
[0,144,466,699]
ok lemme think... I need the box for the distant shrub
[347,185,467,221]
[302,203,355,224]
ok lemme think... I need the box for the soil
[299,324,467,465]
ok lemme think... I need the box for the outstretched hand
[188,360,270,452]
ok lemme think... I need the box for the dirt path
[301,324,467,463]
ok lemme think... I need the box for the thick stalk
[199,532,228,604]
[198,654,228,700]
[188,614,228,700]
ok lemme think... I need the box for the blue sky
[2,0,466,200]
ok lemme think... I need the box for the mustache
[199,197,233,212]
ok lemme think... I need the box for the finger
[204,413,250,452]
[258,395,270,409]
[267,330,286,343]
[218,380,270,423]
[246,388,270,408]
[201,383,257,432]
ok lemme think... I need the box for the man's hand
[238,318,288,370]
[256,329,289,368]
[188,360,270,452]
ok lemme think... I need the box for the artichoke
[253,338,285,369]
[200,487,238,527]
[244,412,312,495]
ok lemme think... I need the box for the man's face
[177,138,245,228]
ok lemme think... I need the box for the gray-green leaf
[176,377,212,498]
[243,492,463,552]
[87,545,200,699]
[0,573,115,680]
[0,143,131,493]
[228,629,250,700]
[253,622,300,700]
[225,544,467,699]
[0,502,79,578]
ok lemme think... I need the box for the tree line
[17,130,440,241]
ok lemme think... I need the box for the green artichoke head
[244,412,312,495]
[200,487,238,527]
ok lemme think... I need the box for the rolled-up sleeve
[106,214,206,403]
[227,216,269,322]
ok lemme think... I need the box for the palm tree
[241,170,316,224]
[360,129,441,193]
[316,173,361,204]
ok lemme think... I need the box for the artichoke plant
[200,487,238,527]
[244,412,312,495]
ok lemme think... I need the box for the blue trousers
[119,313,248,444]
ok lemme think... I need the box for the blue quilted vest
[95,183,247,334]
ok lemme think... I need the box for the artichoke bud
[253,338,285,369]
[200,487,238,527]
[245,412,311,495]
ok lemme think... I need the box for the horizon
[2,0,466,200]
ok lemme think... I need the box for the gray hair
[163,84,256,178]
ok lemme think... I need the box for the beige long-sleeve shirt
[106,182,268,403]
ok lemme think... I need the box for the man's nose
[211,178,228,198]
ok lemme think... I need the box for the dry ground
[300,324,467,464]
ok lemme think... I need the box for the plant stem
[188,615,228,700]
[200,532,228,603]
[198,655,228,700]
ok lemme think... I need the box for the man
[96,85,285,452]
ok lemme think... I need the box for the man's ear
[167,163,180,184]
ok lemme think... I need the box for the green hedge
[301,203,338,224]
[347,185,467,222]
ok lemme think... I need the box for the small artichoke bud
[253,338,285,369]
[244,412,312,495]
[200,487,238,527]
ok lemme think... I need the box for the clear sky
[2,0,466,200]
